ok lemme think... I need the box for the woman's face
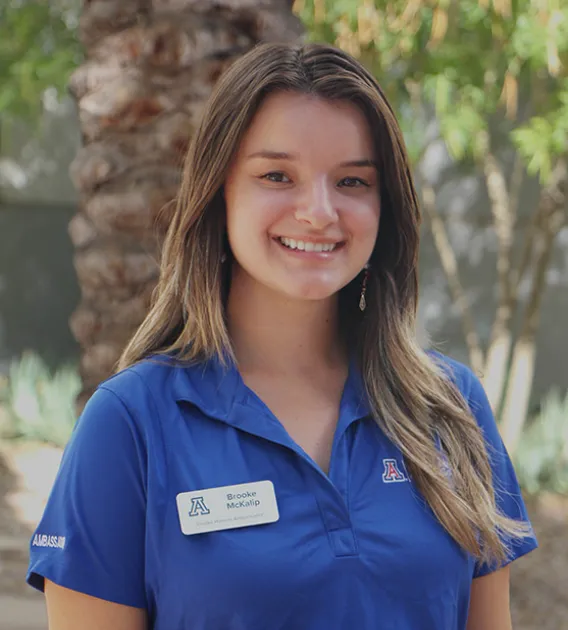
[224,91,381,303]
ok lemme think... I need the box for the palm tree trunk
[68,0,303,408]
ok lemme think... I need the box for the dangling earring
[359,263,370,312]
[221,253,227,264]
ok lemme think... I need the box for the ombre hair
[119,42,530,564]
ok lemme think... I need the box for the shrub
[0,351,80,447]
[513,389,568,495]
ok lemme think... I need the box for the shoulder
[427,351,492,427]
[427,351,477,394]
[69,356,205,466]
[98,352,219,406]
[98,355,180,406]
[88,354,230,429]
[78,355,193,440]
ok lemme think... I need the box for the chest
[241,372,346,474]
[147,413,474,630]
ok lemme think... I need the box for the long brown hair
[118,42,529,564]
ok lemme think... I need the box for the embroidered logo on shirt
[382,458,407,483]
[32,534,66,549]
[188,496,211,517]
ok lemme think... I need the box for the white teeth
[279,237,337,252]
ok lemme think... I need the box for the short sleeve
[466,372,538,578]
[27,385,148,608]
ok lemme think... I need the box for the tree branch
[509,149,524,220]
[477,131,517,409]
[499,157,567,452]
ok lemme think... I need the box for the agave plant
[514,389,568,495]
[1,352,80,447]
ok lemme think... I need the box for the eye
[338,177,369,188]
[260,171,291,183]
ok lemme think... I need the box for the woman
[27,42,537,630]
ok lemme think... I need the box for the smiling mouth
[277,237,343,253]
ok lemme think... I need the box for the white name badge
[176,480,279,536]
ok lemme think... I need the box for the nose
[294,178,339,229]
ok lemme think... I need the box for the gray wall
[0,203,80,372]
[0,95,81,373]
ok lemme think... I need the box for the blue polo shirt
[27,353,537,629]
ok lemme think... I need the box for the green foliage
[513,85,568,181]
[296,0,568,182]
[514,389,568,495]
[0,352,80,447]
[0,0,81,120]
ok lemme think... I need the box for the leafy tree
[0,0,81,120]
[296,0,568,452]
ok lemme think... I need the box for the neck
[226,270,345,376]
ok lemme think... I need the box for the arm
[45,580,148,630]
[466,566,512,630]
[27,386,149,612]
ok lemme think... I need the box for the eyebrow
[339,159,377,168]
[246,151,377,168]
[247,150,294,161]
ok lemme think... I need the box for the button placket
[320,421,358,557]
[305,462,359,558]
[328,431,351,506]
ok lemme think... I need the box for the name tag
[176,480,279,536]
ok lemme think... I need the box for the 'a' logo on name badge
[188,496,210,517]
[176,480,279,536]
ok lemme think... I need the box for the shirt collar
[171,353,241,421]
[171,353,371,431]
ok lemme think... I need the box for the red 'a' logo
[382,458,407,483]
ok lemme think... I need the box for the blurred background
[0,0,566,628]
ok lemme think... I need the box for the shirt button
[329,528,358,557]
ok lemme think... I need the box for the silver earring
[359,264,370,312]
[221,253,227,263]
